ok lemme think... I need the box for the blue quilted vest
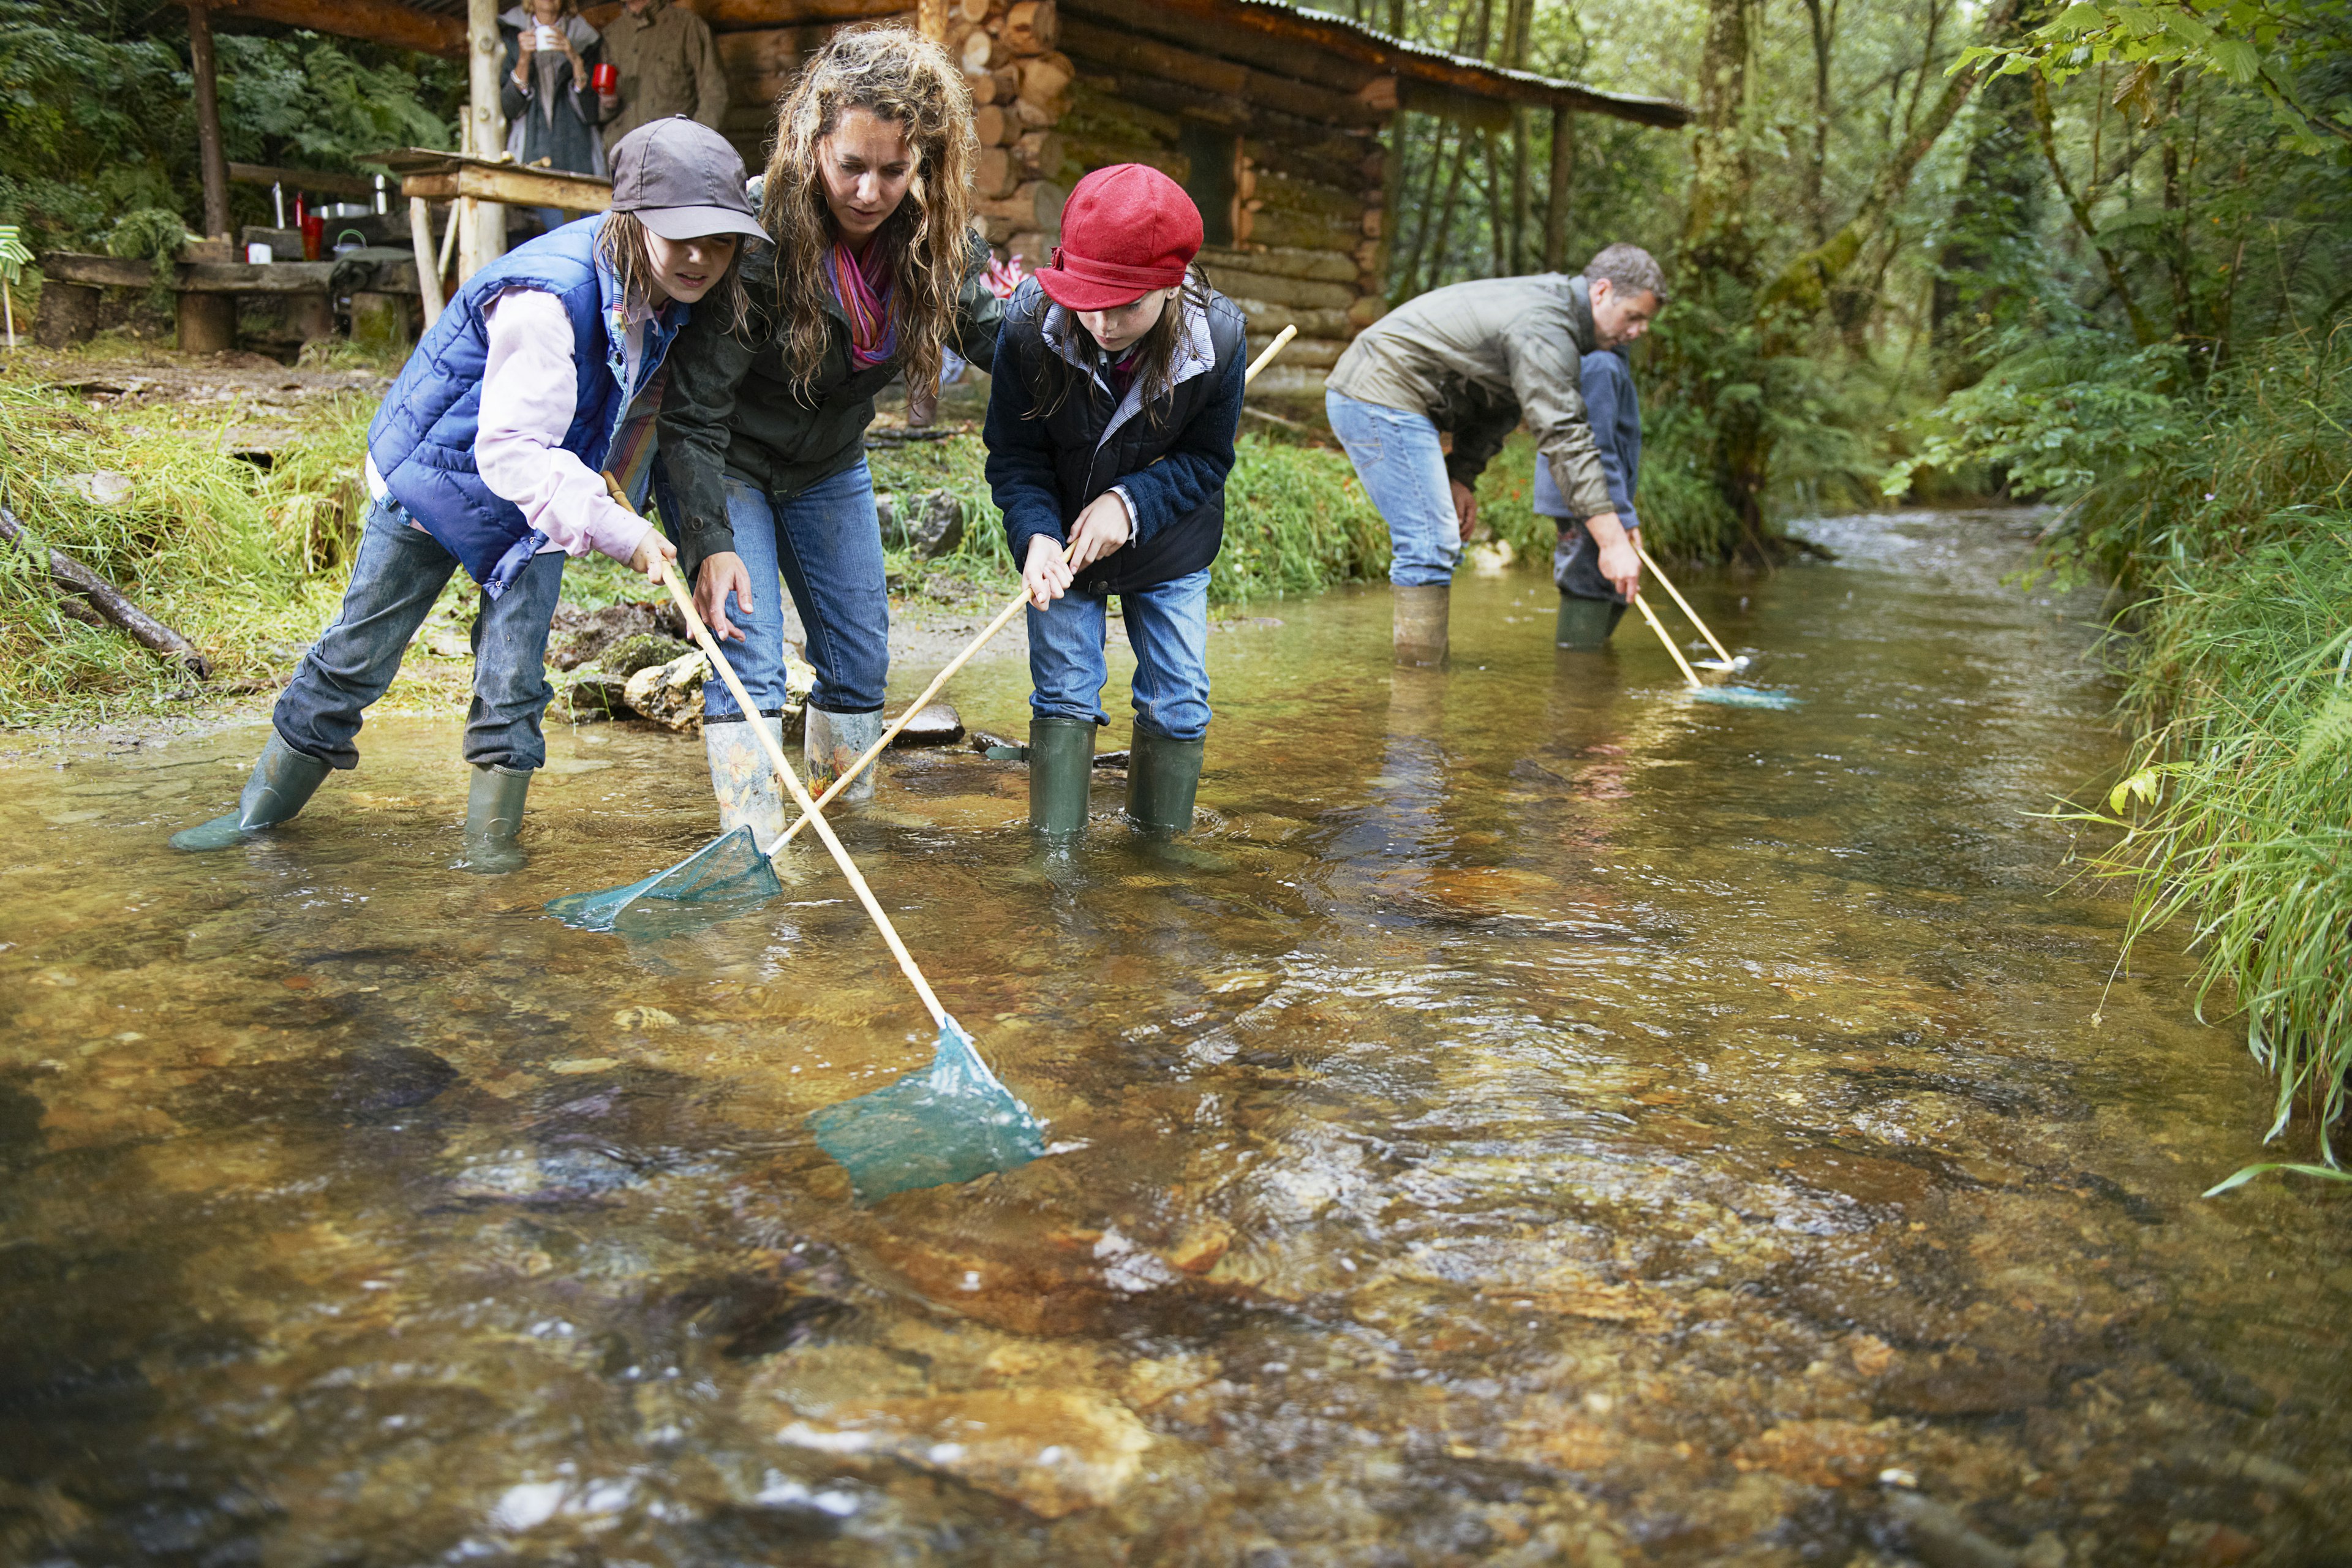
[367,214,686,598]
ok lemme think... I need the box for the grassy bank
[0,364,1403,729]
[1910,326,2352,1169]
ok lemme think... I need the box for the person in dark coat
[984,165,1248,842]
[656,27,999,840]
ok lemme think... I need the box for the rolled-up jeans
[695,462,889,720]
[1325,388,1461,587]
[273,496,565,772]
[1028,568,1212,742]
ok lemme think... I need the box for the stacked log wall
[606,0,1392,392]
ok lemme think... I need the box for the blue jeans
[274,497,566,772]
[1028,568,1212,742]
[1325,388,1461,587]
[698,464,889,719]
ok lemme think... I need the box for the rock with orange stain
[1166,1220,1232,1275]
[772,1387,1152,1518]
[1730,1420,1894,1487]
[1848,1333,1896,1378]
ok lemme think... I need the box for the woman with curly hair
[657,24,1000,840]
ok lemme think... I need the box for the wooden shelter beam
[207,0,466,55]
[186,4,232,238]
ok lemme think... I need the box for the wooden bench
[36,248,426,354]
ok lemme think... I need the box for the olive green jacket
[598,0,727,141]
[1326,271,1613,519]
[657,232,1003,578]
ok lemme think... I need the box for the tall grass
[2077,524,2352,1163]
[2025,325,2352,1167]
[0,379,369,725]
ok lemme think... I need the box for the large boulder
[878,489,966,560]
[564,631,693,722]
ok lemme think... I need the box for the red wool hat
[1033,164,1204,312]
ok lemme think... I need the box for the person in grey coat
[1534,337,1643,649]
[1325,243,1664,665]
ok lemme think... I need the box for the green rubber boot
[1027,717,1095,838]
[1125,728,1205,837]
[1555,594,1627,650]
[457,764,531,875]
[168,733,331,851]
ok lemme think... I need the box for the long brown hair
[1027,268,1213,433]
[597,211,747,336]
[758,26,976,401]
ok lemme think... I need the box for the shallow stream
[3,510,2346,1566]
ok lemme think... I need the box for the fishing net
[809,1014,1048,1200]
[1691,685,1803,710]
[545,824,783,933]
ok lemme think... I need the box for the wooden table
[35,251,425,353]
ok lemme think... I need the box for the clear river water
[2,509,2346,1567]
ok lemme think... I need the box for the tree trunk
[1930,51,2040,389]
[2029,75,2157,344]
[1543,105,1574,270]
[1682,0,1756,277]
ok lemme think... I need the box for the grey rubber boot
[806,706,884,805]
[1027,716,1095,837]
[1393,584,1449,666]
[169,733,331,851]
[1555,595,1627,650]
[705,714,785,843]
[1125,728,1205,836]
[457,764,531,875]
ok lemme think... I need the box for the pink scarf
[830,238,897,369]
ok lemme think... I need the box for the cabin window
[1177,122,1238,248]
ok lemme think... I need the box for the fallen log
[0,502,212,677]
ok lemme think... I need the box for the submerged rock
[889,703,962,748]
[548,600,666,671]
[772,1387,1150,1518]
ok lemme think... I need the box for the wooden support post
[186,4,232,239]
[1509,105,1531,274]
[918,0,948,42]
[461,0,507,282]
[1543,103,1574,271]
[409,197,447,330]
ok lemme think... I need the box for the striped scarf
[830,238,897,369]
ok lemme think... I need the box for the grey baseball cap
[608,117,765,243]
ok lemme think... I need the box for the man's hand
[1023,533,1074,609]
[627,529,677,584]
[1066,491,1133,571]
[695,550,754,642]
[1449,479,1479,542]
[1583,511,1641,599]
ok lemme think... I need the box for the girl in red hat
[983,164,1250,844]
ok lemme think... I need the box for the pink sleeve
[475,287,652,565]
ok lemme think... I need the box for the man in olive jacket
[595,0,728,142]
[1326,243,1664,665]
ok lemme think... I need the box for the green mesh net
[809,1014,1048,1200]
[1691,685,1803,710]
[545,824,783,934]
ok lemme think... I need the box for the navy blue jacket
[368,215,684,597]
[984,277,1247,598]
[1532,345,1639,530]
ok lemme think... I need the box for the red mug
[591,62,617,93]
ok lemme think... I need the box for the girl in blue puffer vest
[171,118,763,872]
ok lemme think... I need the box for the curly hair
[758,25,976,401]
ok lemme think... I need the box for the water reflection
[1,511,2345,1564]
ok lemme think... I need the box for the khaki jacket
[1327,272,1613,519]
[599,0,727,141]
